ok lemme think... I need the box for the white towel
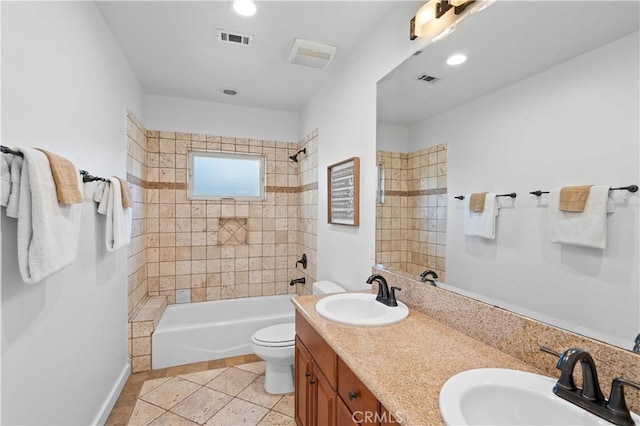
[103,177,132,252]
[6,155,23,218]
[16,148,82,283]
[94,181,110,215]
[1,153,11,206]
[549,185,610,249]
[464,193,499,239]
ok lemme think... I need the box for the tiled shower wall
[145,132,300,304]
[295,130,319,296]
[376,144,447,281]
[126,111,149,318]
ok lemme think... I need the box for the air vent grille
[217,29,253,46]
[417,73,439,83]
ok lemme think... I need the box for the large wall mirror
[376,1,640,352]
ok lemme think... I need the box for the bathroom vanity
[292,294,543,425]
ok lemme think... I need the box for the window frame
[187,150,266,201]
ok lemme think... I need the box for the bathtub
[152,294,295,369]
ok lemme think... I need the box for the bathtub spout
[289,277,306,286]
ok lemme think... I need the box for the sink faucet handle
[387,286,401,307]
[539,346,561,358]
[606,378,640,425]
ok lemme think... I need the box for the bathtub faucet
[289,277,306,286]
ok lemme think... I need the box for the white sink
[440,368,640,425]
[315,293,409,326]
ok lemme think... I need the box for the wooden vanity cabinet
[295,312,337,426]
[295,312,399,426]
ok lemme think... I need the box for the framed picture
[327,157,360,226]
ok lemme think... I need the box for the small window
[188,151,265,200]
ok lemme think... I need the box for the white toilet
[251,281,346,394]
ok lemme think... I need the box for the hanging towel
[16,148,82,283]
[116,177,133,208]
[96,180,110,215]
[464,193,499,239]
[35,149,82,204]
[1,153,11,206]
[559,185,592,212]
[6,155,23,218]
[549,185,610,249]
[469,192,487,212]
[103,177,132,252]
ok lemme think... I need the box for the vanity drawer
[296,311,337,388]
[337,357,378,420]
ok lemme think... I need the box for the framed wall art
[327,157,359,226]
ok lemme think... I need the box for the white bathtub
[152,294,295,369]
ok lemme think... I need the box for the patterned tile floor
[106,355,295,426]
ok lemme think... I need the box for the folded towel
[559,185,592,212]
[469,192,487,212]
[104,177,132,252]
[464,193,499,239]
[6,155,23,218]
[116,177,133,208]
[36,149,82,204]
[96,181,110,215]
[549,185,609,249]
[1,153,11,206]
[16,148,82,283]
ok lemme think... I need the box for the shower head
[289,148,307,162]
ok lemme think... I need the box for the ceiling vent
[417,73,439,83]
[288,38,337,69]
[217,29,253,47]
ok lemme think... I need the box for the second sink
[315,293,409,326]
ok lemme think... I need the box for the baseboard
[92,362,130,425]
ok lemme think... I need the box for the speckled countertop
[293,294,547,426]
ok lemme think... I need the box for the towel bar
[1,145,24,157]
[79,170,107,183]
[455,192,517,200]
[530,185,639,196]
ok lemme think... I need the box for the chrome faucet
[419,270,438,287]
[366,274,401,307]
[542,346,640,426]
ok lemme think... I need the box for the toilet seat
[251,323,295,347]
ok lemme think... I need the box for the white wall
[145,94,299,142]
[409,32,640,348]
[376,123,410,153]
[300,1,423,290]
[1,2,144,424]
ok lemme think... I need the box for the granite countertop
[293,294,547,426]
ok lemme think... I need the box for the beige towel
[559,185,592,212]
[116,177,133,208]
[36,149,82,204]
[469,192,487,212]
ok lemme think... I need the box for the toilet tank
[312,280,346,295]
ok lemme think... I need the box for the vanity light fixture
[410,0,485,41]
[232,0,256,17]
[446,53,467,65]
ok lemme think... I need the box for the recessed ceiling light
[220,87,239,96]
[446,53,467,66]
[232,0,256,17]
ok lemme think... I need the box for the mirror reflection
[376,1,639,351]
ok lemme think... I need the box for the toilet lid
[252,323,295,347]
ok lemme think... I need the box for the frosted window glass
[190,152,264,199]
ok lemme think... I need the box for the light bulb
[232,0,256,17]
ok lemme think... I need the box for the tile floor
[107,355,295,426]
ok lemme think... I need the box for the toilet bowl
[251,323,295,394]
[251,280,346,394]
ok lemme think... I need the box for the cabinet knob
[309,379,316,385]
[348,391,358,400]
[305,371,311,377]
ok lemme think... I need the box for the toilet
[251,280,346,394]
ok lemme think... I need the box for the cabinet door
[313,366,336,426]
[295,337,313,426]
[379,404,399,426]
[337,396,360,426]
